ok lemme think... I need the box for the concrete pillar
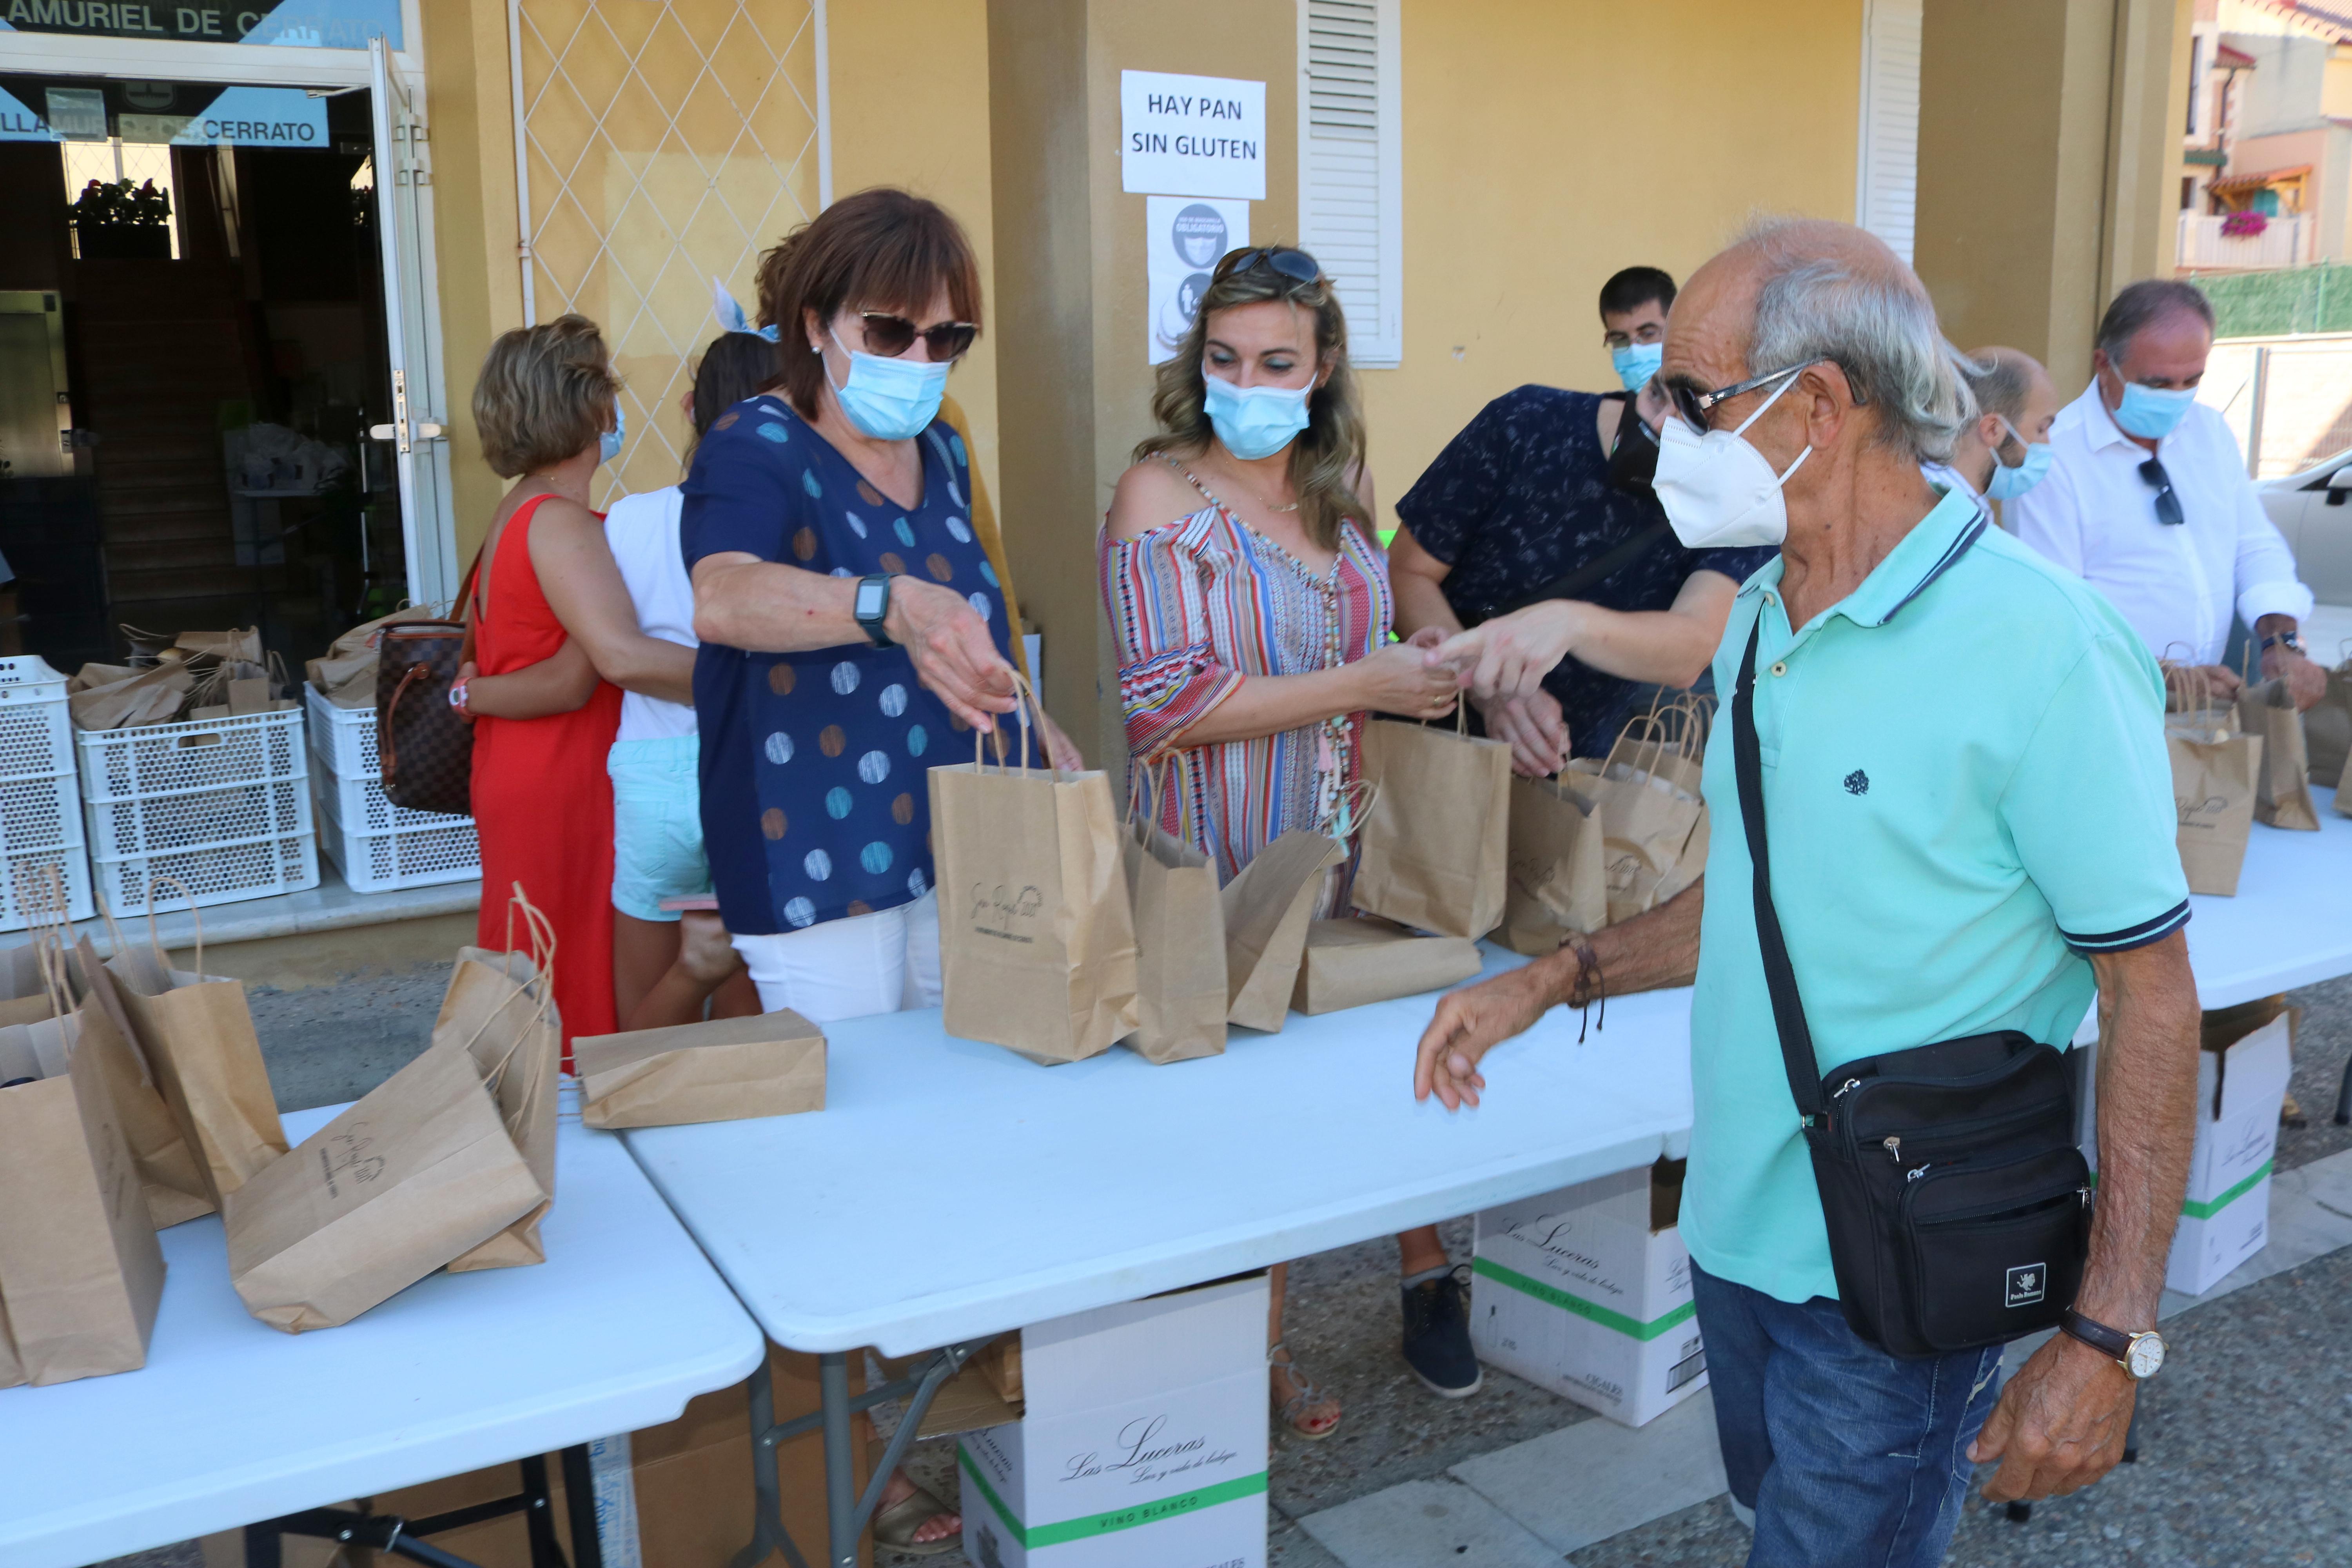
[1915,0,2190,397]
[984,0,1296,769]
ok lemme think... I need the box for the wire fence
[2201,334,2352,481]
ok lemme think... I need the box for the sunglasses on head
[853,310,978,361]
[2138,457,2184,526]
[1214,247,1323,286]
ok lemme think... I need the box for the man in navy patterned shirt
[1392,268,1777,771]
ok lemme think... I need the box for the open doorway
[0,74,408,675]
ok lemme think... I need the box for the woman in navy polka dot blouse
[683,189,1077,1035]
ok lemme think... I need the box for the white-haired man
[1415,220,2199,1568]
[2011,279,2323,708]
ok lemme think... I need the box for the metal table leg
[247,1446,599,1567]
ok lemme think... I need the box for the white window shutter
[1856,0,1922,264]
[1298,0,1403,367]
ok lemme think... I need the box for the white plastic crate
[77,705,318,913]
[305,682,383,779]
[0,656,94,929]
[314,771,480,893]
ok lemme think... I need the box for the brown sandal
[1270,1341,1343,1441]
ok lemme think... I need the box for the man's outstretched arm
[1414,878,1705,1109]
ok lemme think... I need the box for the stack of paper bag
[1291,917,1482,1015]
[576,1010,826,1129]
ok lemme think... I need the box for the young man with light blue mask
[1949,345,2060,502]
[2010,279,2324,710]
[1600,265,1675,391]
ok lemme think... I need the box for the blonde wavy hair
[471,314,621,478]
[1133,247,1368,552]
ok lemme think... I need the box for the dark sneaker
[1400,1263,1483,1398]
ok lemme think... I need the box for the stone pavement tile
[1299,1475,1565,1568]
[1451,1391,1728,1555]
[1270,1507,1351,1567]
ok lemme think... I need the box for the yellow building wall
[1356,0,1864,534]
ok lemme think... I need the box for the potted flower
[72,178,173,261]
[2221,210,2270,240]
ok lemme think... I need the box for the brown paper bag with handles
[222,1040,547,1332]
[105,881,287,1208]
[1221,829,1346,1031]
[1291,916,1483,1015]
[2239,677,2318,831]
[2165,666,2262,896]
[1564,702,1711,926]
[1353,713,1514,940]
[76,932,215,1227]
[931,679,1140,1065]
[0,1003,166,1385]
[576,1009,826,1129]
[436,888,561,1271]
[1500,772,1609,957]
[2302,652,2352,789]
[1118,762,1229,1064]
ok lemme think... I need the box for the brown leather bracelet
[1560,933,1606,1041]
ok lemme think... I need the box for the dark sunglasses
[1214,247,1322,286]
[2138,457,2185,526]
[855,310,978,361]
[1666,360,1820,434]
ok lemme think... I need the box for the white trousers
[728,890,941,1025]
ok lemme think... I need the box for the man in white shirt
[2011,280,2326,709]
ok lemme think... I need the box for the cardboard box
[960,1274,1270,1568]
[200,1345,869,1568]
[2167,1013,2291,1296]
[1470,1158,1707,1428]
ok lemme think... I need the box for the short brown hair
[755,188,982,421]
[471,314,621,477]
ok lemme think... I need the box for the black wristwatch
[2059,1308,2167,1379]
[853,573,895,648]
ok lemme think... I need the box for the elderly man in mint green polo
[1412,218,2200,1568]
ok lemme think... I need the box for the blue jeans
[1691,1258,2003,1568]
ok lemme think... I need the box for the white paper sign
[1146,196,1249,365]
[1120,70,1266,200]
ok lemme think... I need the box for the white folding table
[621,963,1696,1568]
[0,1093,764,1568]
[2179,789,2352,1009]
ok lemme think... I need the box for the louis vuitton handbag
[375,553,483,817]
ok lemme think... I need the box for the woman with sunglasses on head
[1100,245,1468,1442]
[681,189,1067,1554]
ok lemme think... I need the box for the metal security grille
[516,0,822,504]
[1301,0,1401,367]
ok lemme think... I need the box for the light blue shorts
[609,735,713,922]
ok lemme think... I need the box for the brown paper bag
[1118,768,1229,1064]
[2165,672,2262,896]
[434,890,561,1271]
[76,935,215,1227]
[0,910,80,1029]
[308,606,451,709]
[1353,715,1513,940]
[931,684,1140,1065]
[1566,710,1711,926]
[1291,917,1482,1015]
[0,1008,167,1385]
[1220,830,1346,1031]
[222,1042,547,1332]
[1500,773,1608,956]
[2299,654,2352,791]
[576,1009,826,1129]
[2239,678,2318,831]
[107,892,287,1209]
[68,659,193,730]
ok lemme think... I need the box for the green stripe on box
[1472,1254,1698,1341]
[956,1446,1268,1548]
[2181,1160,2271,1220]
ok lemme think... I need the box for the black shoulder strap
[1731,621,1826,1124]
[1471,519,1674,626]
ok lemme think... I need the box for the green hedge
[2201,264,2352,339]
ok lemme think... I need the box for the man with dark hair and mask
[1389,266,1777,775]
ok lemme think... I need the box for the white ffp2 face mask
[1651,371,1812,550]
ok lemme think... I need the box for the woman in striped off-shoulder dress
[1098,244,1482,1443]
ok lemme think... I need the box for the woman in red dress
[455,315,700,1058]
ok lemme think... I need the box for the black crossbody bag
[1731,624,2092,1359]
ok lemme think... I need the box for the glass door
[367,36,458,610]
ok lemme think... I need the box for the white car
[2261,447,2352,606]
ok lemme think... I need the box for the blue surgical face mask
[1984,420,2054,501]
[826,328,950,441]
[1610,341,1664,393]
[599,399,625,465]
[2112,379,2197,441]
[1202,373,1313,461]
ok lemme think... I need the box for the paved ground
[88,972,2352,1568]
